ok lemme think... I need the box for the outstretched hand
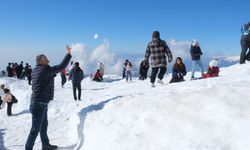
[66,45,72,54]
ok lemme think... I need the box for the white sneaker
[151,83,156,87]
[157,79,164,84]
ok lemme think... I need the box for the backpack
[241,23,250,36]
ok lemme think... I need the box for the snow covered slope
[1,62,250,150]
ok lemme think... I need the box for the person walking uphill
[144,31,173,87]
[25,46,72,150]
[240,21,250,64]
[69,62,84,101]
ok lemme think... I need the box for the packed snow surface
[1,62,250,150]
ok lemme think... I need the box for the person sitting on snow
[93,69,103,82]
[169,57,187,83]
[202,59,220,79]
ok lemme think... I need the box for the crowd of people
[0,21,249,150]
[5,61,32,85]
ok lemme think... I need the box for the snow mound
[1,62,250,150]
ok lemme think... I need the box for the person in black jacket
[139,60,149,80]
[6,63,12,77]
[145,31,173,87]
[26,65,32,85]
[25,45,72,150]
[190,39,204,80]
[240,21,250,64]
[69,62,84,101]
[169,57,187,83]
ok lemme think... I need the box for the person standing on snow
[190,39,204,80]
[124,60,132,82]
[26,65,32,85]
[240,21,250,64]
[25,45,72,150]
[144,31,173,87]
[60,69,67,88]
[97,61,104,79]
[68,62,84,101]
[6,63,12,77]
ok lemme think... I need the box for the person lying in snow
[202,59,220,79]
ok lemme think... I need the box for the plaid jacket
[145,39,173,68]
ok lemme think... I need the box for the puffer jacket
[69,66,84,84]
[31,54,72,103]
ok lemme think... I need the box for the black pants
[28,75,32,85]
[240,39,250,64]
[73,83,81,100]
[61,74,66,86]
[0,98,2,108]
[150,67,167,83]
[7,102,13,116]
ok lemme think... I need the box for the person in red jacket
[202,59,220,78]
[93,69,103,82]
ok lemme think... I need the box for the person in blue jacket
[25,45,72,150]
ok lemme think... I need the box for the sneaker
[42,144,58,150]
[151,83,156,87]
[157,79,164,84]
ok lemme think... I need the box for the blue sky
[0,0,249,69]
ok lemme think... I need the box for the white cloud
[94,34,99,40]
[70,40,123,75]
[167,39,191,60]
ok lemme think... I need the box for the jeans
[126,70,132,81]
[73,83,81,100]
[240,39,250,64]
[191,60,204,78]
[150,67,167,83]
[25,101,49,150]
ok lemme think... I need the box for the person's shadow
[59,95,123,150]
[0,129,8,150]
[12,110,30,116]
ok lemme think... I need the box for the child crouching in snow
[1,88,18,116]
[202,59,220,79]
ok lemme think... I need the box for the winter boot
[42,144,58,150]
[157,79,164,84]
[151,83,156,87]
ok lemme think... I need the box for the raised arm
[51,45,72,75]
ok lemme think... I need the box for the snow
[1,62,250,150]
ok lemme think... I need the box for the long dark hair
[174,57,184,70]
